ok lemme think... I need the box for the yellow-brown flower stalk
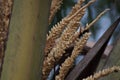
[47,0,95,41]
[56,32,91,80]
[68,0,95,21]
[84,9,110,32]
[45,0,95,57]
[68,0,85,17]
[45,18,71,56]
[42,20,80,80]
[49,0,63,24]
[83,66,120,80]
[42,0,110,79]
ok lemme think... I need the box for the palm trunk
[1,0,51,80]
